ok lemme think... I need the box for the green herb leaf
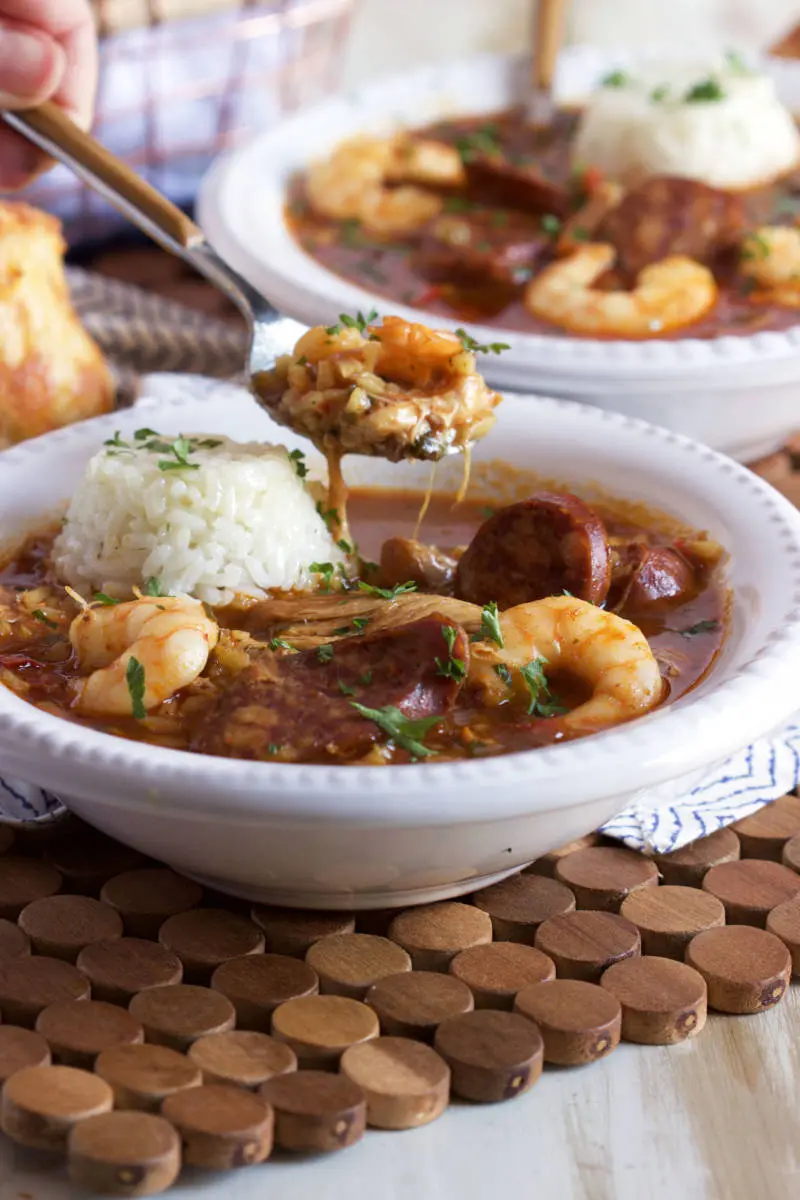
[329,308,379,336]
[678,619,720,637]
[269,637,293,651]
[359,670,373,686]
[454,124,500,162]
[143,577,165,597]
[338,680,356,697]
[650,84,670,102]
[742,232,772,262]
[571,225,590,242]
[158,460,200,472]
[296,355,308,366]
[350,702,440,758]
[315,503,339,529]
[126,656,147,720]
[444,196,474,213]
[317,644,334,663]
[540,213,561,236]
[195,439,223,450]
[454,328,510,356]
[93,593,122,606]
[134,428,160,440]
[337,539,352,553]
[476,602,504,648]
[494,663,513,687]
[519,656,567,718]
[358,580,418,600]
[32,609,57,629]
[602,69,630,88]
[267,743,282,755]
[288,448,308,479]
[435,625,467,681]
[684,78,726,103]
[310,562,335,590]
[352,617,370,631]
[104,431,129,449]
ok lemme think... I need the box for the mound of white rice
[53,431,346,606]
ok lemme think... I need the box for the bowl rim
[197,45,800,383]
[1,383,800,824]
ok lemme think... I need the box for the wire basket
[20,0,356,245]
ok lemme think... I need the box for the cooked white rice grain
[53,434,345,605]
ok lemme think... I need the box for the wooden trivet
[524,833,600,878]
[48,832,149,896]
[158,909,265,982]
[305,933,412,998]
[211,954,319,1030]
[0,1026,51,1084]
[554,847,659,911]
[161,1084,274,1170]
[702,860,800,926]
[259,1070,366,1153]
[128,984,236,1051]
[733,794,800,862]
[533,910,641,982]
[77,937,184,1004]
[67,1111,182,1197]
[36,999,144,1068]
[100,870,203,939]
[364,971,474,1041]
[619,885,725,959]
[599,956,707,1044]
[95,1043,202,1112]
[19,894,124,961]
[0,955,90,1026]
[1,1064,113,1151]
[0,856,63,919]
[271,995,379,1069]
[250,906,356,958]
[653,827,741,886]
[766,896,800,975]
[471,873,576,943]
[433,1010,544,1103]
[188,1031,297,1089]
[0,917,30,961]
[513,979,621,1065]
[388,902,493,971]
[685,926,792,1014]
[339,1037,450,1130]
[449,942,555,1010]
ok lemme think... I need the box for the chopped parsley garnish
[742,232,772,262]
[32,610,57,629]
[350,702,440,759]
[474,602,504,648]
[317,644,334,663]
[296,355,308,366]
[338,679,356,697]
[143,577,165,597]
[352,617,370,631]
[359,670,373,686]
[540,213,561,236]
[266,744,282,755]
[650,84,670,102]
[104,431,129,449]
[684,78,726,103]
[435,625,466,681]
[134,428,159,440]
[678,619,720,637]
[337,539,352,553]
[519,656,566,718]
[126,656,147,720]
[443,196,474,213]
[455,124,500,162]
[326,308,379,336]
[310,562,335,590]
[494,663,513,687]
[93,593,122,606]
[480,505,496,519]
[358,580,418,600]
[601,69,630,88]
[158,435,200,473]
[289,449,308,479]
[454,328,510,356]
[269,637,293,651]
[315,503,339,529]
[571,225,590,242]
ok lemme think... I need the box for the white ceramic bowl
[1,377,800,909]
[198,46,800,462]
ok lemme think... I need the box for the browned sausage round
[455,493,611,610]
[615,546,695,614]
[465,155,570,217]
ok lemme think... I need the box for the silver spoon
[3,101,305,394]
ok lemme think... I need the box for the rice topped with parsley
[53,429,346,606]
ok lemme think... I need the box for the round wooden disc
[0,856,62,920]
[100,870,203,938]
[781,831,800,874]
[523,834,600,878]
[189,1030,297,1088]
[0,917,30,961]
[599,956,707,1044]
[0,955,90,1027]
[766,895,800,975]
[534,910,641,982]
[161,1084,274,1170]
[68,1111,181,1197]
[36,999,144,1068]
[1,1064,113,1151]
[619,886,725,959]
[158,909,265,982]
[513,979,622,1065]
[19,894,124,962]
[305,934,412,998]
[733,794,800,861]
[471,874,576,943]
[449,942,556,1009]
[0,824,14,855]
[271,995,379,1069]
[211,954,319,1031]
[654,827,741,885]
[250,905,356,958]
[76,938,183,1004]
[260,1069,366,1153]
[128,985,235,1051]
[433,1010,544,1103]
[340,1036,450,1129]
[702,860,800,926]
[0,1026,51,1084]
[388,903,493,971]
[554,847,658,912]
[48,833,149,896]
[686,926,792,1013]
[365,971,475,1041]
[95,1043,202,1112]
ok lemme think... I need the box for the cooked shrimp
[741,226,800,306]
[69,595,219,717]
[524,243,717,337]
[469,594,663,735]
[305,134,463,235]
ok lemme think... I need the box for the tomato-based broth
[0,487,726,766]
[286,107,800,339]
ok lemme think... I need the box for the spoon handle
[532,0,567,91]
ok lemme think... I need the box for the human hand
[0,0,97,190]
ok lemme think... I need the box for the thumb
[0,22,65,109]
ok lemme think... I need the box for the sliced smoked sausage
[464,155,570,217]
[455,493,611,610]
[611,545,695,614]
[414,212,549,288]
[379,537,458,594]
